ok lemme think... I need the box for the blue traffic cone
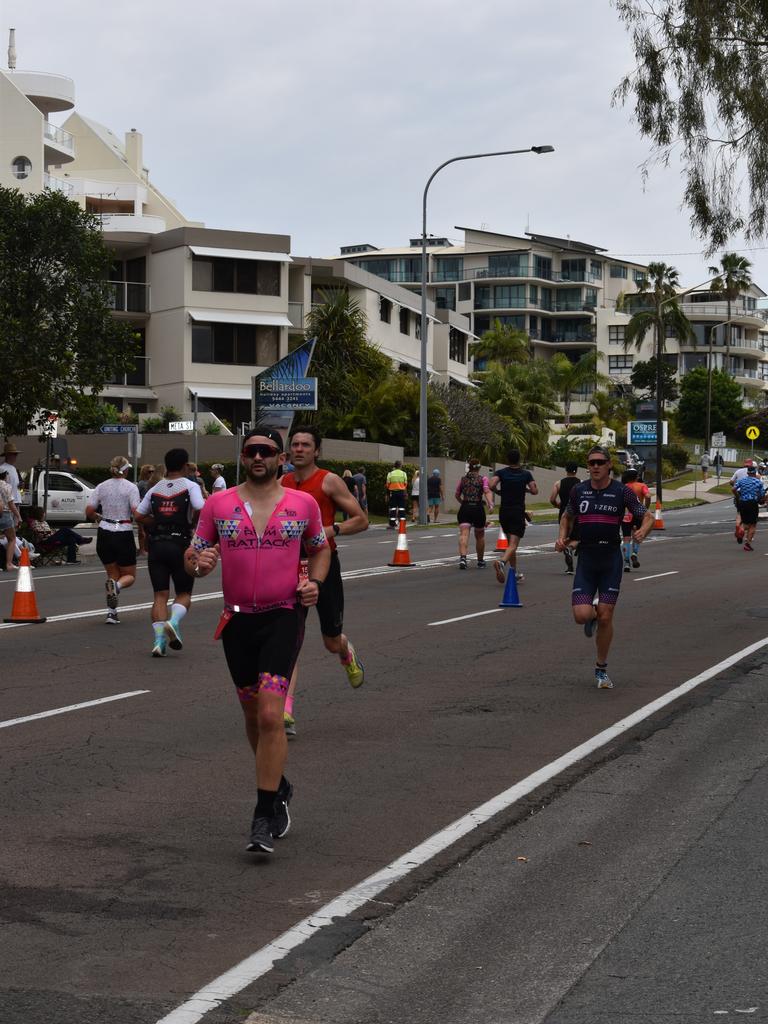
[499,566,522,608]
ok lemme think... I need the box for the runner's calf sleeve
[170,602,187,623]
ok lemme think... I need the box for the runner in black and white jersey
[556,445,652,690]
[85,457,141,625]
[134,448,205,657]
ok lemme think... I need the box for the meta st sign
[627,420,669,445]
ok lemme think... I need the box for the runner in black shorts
[549,462,580,574]
[135,448,205,657]
[455,459,494,569]
[85,456,140,625]
[489,448,538,584]
[556,445,652,690]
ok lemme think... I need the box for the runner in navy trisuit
[556,445,652,690]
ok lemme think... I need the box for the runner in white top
[85,456,140,624]
[210,464,227,492]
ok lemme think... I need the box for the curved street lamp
[418,146,555,524]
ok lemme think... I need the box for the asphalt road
[3,498,766,1024]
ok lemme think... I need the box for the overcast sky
[6,0,768,288]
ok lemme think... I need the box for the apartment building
[336,227,649,413]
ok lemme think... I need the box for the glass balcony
[107,280,150,314]
[43,173,74,195]
[109,356,150,387]
[43,121,75,153]
[288,302,304,328]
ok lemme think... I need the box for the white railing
[43,173,74,195]
[43,121,74,152]
[107,280,150,313]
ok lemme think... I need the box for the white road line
[633,571,679,582]
[0,690,150,729]
[154,633,768,1024]
[429,608,502,626]
[0,564,148,586]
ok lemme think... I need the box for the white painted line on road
[633,571,679,582]
[429,608,502,626]
[154,634,768,1024]
[0,690,150,730]
[0,564,148,586]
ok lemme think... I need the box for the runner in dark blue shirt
[556,445,652,690]
[489,448,538,584]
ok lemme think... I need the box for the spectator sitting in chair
[25,506,93,565]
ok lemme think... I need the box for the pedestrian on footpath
[135,448,205,657]
[281,425,368,737]
[556,445,652,690]
[620,469,650,571]
[352,467,368,513]
[733,464,766,552]
[455,458,494,569]
[0,469,19,572]
[549,462,580,574]
[700,451,711,482]
[490,449,538,585]
[410,470,420,523]
[427,469,444,523]
[85,457,140,624]
[184,429,330,855]
[385,460,408,528]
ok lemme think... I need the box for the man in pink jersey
[185,429,330,856]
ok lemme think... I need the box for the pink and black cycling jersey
[566,479,647,548]
[192,488,327,613]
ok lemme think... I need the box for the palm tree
[469,320,530,368]
[475,359,560,463]
[621,262,695,499]
[707,252,753,360]
[547,350,610,428]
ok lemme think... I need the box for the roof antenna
[525,211,530,233]
[8,28,16,70]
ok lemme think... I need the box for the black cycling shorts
[96,529,137,567]
[572,546,624,607]
[499,508,526,539]
[221,608,306,698]
[148,537,194,594]
[739,500,760,526]
[315,549,344,638]
[457,503,487,530]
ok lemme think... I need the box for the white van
[19,468,96,528]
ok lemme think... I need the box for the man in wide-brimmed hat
[0,442,21,524]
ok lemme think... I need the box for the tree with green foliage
[304,288,392,435]
[547,350,609,427]
[0,188,138,438]
[64,395,121,433]
[475,360,560,463]
[336,372,450,455]
[430,382,510,463]
[614,2,768,251]
[676,366,745,437]
[707,252,753,358]
[630,357,680,402]
[470,320,530,367]
[589,389,635,441]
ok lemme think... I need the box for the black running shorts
[739,499,760,526]
[148,537,194,594]
[96,529,137,567]
[572,546,624,607]
[315,549,344,638]
[221,608,306,691]
[457,502,487,530]
[499,508,526,539]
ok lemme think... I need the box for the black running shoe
[630,553,640,568]
[246,811,275,854]
[459,556,467,570]
[272,778,294,839]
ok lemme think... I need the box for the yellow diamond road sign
[746,426,760,441]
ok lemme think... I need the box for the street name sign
[100,424,138,434]
[169,421,194,431]
[711,432,727,448]
[627,420,668,445]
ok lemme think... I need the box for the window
[399,307,409,334]
[534,255,552,279]
[609,354,633,371]
[609,264,628,279]
[560,258,586,281]
[475,286,492,309]
[49,473,83,493]
[608,325,625,344]
[489,253,528,277]
[11,156,31,179]
[458,282,471,302]
[494,285,526,307]
[380,297,392,323]
[434,287,456,311]
[130,403,148,414]
[415,317,421,341]
[449,328,466,363]
[192,322,277,365]
[633,268,646,285]
[434,256,463,282]
[192,256,280,296]
[584,288,598,308]
[529,285,538,305]
[590,260,603,278]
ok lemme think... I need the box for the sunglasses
[587,459,609,467]
[242,444,281,459]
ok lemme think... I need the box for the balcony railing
[432,265,602,284]
[107,280,150,314]
[43,172,74,195]
[288,302,304,328]
[108,356,150,388]
[43,121,74,153]
[678,301,764,319]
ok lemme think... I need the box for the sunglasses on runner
[242,444,281,459]
[587,459,609,466]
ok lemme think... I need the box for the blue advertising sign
[627,420,668,445]
[100,424,138,434]
[254,377,317,411]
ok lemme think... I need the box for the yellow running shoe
[343,644,365,689]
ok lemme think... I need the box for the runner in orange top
[621,469,650,571]
[281,425,369,736]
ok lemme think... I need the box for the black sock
[256,787,278,816]
[596,662,607,670]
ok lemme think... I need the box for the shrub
[203,421,222,435]
[661,443,689,472]
[141,416,164,433]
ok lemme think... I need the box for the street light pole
[418,145,554,524]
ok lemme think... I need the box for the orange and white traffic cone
[4,547,46,623]
[495,524,509,552]
[388,517,416,567]
[653,501,665,530]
